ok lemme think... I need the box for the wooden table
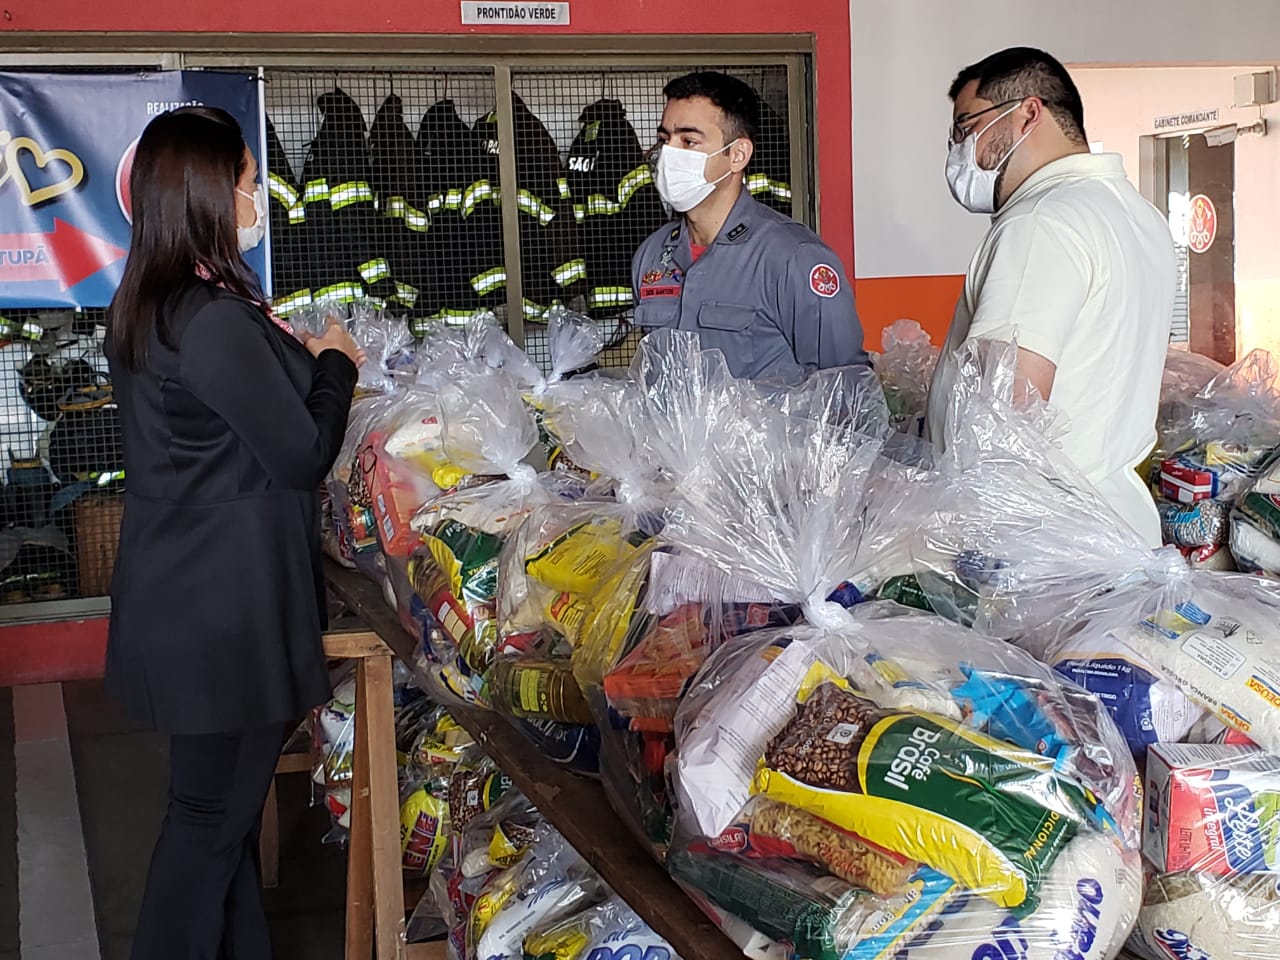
[324,560,741,960]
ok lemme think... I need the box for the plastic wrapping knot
[802,591,857,633]
[506,462,539,491]
[1144,545,1191,586]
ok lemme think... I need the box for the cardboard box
[1159,456,1221,504]
[1144,742,1280,876]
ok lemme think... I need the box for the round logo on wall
[116,137,139,224]
[1188,194,1217,254]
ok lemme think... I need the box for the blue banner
[0,70,267,308]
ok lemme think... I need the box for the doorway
[1142,130,1237,364]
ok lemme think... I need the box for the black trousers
[131,724,287,960]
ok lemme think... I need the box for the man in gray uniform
[632,72,867,380]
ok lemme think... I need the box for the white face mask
[945,103,1033,214]
[236,184,267,252]
[655,139,739,213]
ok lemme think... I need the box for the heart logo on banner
[0,133,86,207]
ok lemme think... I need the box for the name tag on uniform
[640,266,683,299]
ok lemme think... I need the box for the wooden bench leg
[363,653,407,960]
[345,679,375,960]
[261,777,280,889]
[346,651,405,960]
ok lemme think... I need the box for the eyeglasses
[949,98,1023,146]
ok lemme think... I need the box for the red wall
[1,3,855,276]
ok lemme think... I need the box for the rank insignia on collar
[725,223,749,242]
[668,225,681,243]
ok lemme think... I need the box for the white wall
[850,0,1280,280]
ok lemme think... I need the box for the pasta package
[713,798,917,897]
[752,677,1093,911]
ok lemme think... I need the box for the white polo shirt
[925,152,1176,547]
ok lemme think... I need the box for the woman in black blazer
[105,107,361,959]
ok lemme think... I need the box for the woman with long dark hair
[106,106,360,959]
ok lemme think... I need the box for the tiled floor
[6,680,350,959]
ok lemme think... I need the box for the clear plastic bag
[292,298,415,395]
[1126,742,1280,960]
[671,620,1142,958]
[405,471,581,706]
[1231,445,1280,578]
[531,306,607,391]
[1148,349,1280,555]
[871,319,940,437]
[650,330,1140,957]
[465,824,602,960]
[1153,348,1280,468]
[915,342,1280,760]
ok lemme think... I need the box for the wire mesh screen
[0,306,121,604]
[508,64,794,371]
[262,63,796,372]
[263,69,503,332]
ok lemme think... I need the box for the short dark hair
[949,47,1087,145]
[109,107,262,371]
[663,71,760,143]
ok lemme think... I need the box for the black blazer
[105,283,357,735]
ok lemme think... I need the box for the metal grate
[1171,242,1190,344]
[263,69,503,331]
[0,57,804,610]
[0,306,121,604]
[262,63,795,372]
[507,65,793,371]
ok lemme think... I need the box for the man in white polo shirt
[924,47,1176,546]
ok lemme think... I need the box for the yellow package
[467,869,519,955]
[543,591,591,647]
[752,671,1089,911]
[525,516,639,596]
[489,822,533,869]
[524,921,591,960]
[399,786,450,878]
[571,541,655,691]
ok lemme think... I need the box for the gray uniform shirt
[631,190,867,381]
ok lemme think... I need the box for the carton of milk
[1144,742,1280,876]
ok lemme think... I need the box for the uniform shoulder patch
[809,263,841,299]
[725,223,749,242]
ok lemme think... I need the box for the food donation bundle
[907,340,1280,960]
[1145,348,1280,574]
[318,308,1280,960]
